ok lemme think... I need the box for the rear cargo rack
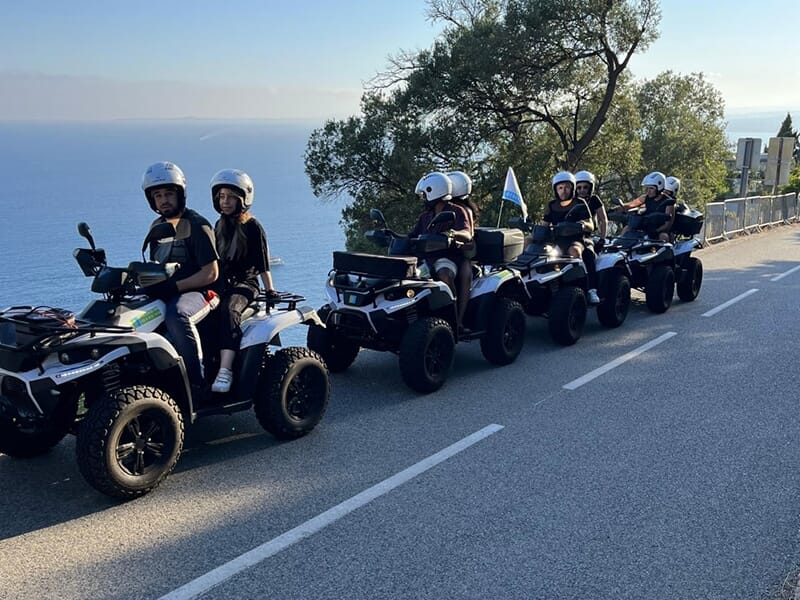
[0,306,134,372]
[256,292,307,312]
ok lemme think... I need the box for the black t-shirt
[543,198,592,226]
[643,194,675,215]
[148,209,219,283]
[579,194,604,230]
[217,217,271,289]
[586,194,603,217]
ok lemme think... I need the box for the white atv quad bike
[593,237,633,328]
[507,217,590,346]
[307,209,527,394]
[671,203,704,302]
[605,197,702,313]
[0,222,329,500]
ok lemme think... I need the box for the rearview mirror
[77,222,96,250]
[507,216,531,232]
[369,208,386,228]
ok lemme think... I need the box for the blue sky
[1,0,798,120]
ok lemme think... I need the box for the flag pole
[496,200,504,228]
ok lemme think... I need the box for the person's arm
[176,261,218,292]
[243,219,277,294]
[596,204,608,237]
[657,204,676,233]
[447,205,473,243]
[616,196,644,211]
[260,271,275,293]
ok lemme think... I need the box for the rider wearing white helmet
[664,176,681,199]
[141,161,220,400]
[209,169,277,393]
[142,161,187,215]
[410,171,474,332]
[613,171,676,242]
[446,170,481,326]
[543,171,599,303]
[575,170,607,239]
[574,170,607,304]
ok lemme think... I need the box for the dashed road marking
[770,265,800,282]
[701,288,759,317]
[159,423,505,600]
[563,332,678,390]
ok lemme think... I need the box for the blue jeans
[163,291,216,385]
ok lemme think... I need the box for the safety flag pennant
[501,167,528,220]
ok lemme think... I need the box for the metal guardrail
[702,192,799,243]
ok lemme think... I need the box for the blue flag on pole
[502,167,527,220]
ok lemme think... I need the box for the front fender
[240,308,315,349]
[674,239,702,256]
[470,269,521,299]
[596,251,627,272]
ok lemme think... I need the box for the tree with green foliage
[780,164,800,194]
[634,71,730,207]
[305,0,661,250]
[775,112,799,162]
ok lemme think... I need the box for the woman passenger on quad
[542,171,600,305]
[664,175,682,206]
[575,170,608,245]
[410,171,474,333]
[613,171,675,242]
[209,169,278,394]
[574,170,606,304]
[446,170,481,315]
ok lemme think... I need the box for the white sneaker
[211,368,233,393]
[587,289,600,305]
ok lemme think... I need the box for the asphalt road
[2,224,799,600]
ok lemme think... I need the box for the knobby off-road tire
[548,286,587,346]
[306,323,359,373]
[0,395,77,458]
[645,265,675,314]
[398,317,455,394]
[676,257,703,302]
[76,385,184,500]
[480,298,526,366]
[597,272,631,328]
[255,347,329,440]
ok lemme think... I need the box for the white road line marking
[770,265,800,282]
[158,423,505,600]
[562,332,678,390]
[701,288,759,317]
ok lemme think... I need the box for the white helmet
[446,171,472,199]
[210,169,254,214]
[641,171,666,192]
[552,171,576,197]
[665,176,681,196]
[142,161,187,212]
[574,170,596,196]
[415,172,452,207]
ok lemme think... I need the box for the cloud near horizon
[0,71,363,121]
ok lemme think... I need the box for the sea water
[0,120,347,345]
